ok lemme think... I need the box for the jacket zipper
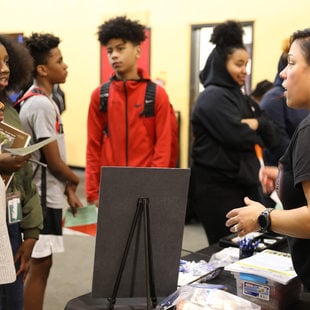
[124,81,129,166]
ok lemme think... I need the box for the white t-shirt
[19,86,66,209]
[0,178,16,284]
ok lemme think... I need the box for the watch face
[258,213,268,229]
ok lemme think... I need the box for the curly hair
[0,35,33,96]
[23,33,60,77]
[210,20,244,48]
[210,20,245,61]
[98,16,146,46]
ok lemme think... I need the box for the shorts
[31,234,64,258]
[32,207,64,258]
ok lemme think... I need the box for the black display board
[92,167,190,306]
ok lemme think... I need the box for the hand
[259,166,278,194]
[225,197,266,237]
[14,238,36,281]
[65,184,83,217]
[241,118,259,130]
[0,153,31,172]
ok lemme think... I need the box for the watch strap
[265,208,274,231]
[259,208,274,233]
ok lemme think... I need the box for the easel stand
[91,167,190,307]
[108,198,157,310]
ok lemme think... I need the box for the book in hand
[0,121,31,188]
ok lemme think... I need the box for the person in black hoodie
[260,40,309,167]
[259,41,309,209]
[188,20,279,245]
[250,79,273,104]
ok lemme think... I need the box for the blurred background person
[260,38,309,167]
[250,79,273,104]
[260,38,309,208]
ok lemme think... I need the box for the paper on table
[4,136,57,156]
[225,249,297,285]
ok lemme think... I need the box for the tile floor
[43,168,209,310]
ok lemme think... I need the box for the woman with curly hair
[0,35,43,309]
[188,20,279,244]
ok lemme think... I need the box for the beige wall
[2,0,310,168]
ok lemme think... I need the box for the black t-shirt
[278,114,310,290]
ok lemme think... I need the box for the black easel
[108,198,157,309]
[92,167,190,303]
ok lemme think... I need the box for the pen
[28,158,47,168]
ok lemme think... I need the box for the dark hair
[0,35,33,98]
[210,20,245,61]
[277,53,288,73]
[23,33,60,77]
[98,16,146,46]
[290,28,310,65]
[251,80,273,98]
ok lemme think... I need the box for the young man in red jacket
[86,16,177,206]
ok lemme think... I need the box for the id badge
[7,191,22,224]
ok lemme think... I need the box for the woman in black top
[226,27,310,292]
[188,20,278,244]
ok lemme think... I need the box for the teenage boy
[86,16,176,206]
[18,33,83,310]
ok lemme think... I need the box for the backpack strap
[99,81,157,116]
[14,87,48,212]
[141,81,157,117]
[31,153,47,217]
[99,82,111,112]
[28,88,46,96]
[14,87,47,110]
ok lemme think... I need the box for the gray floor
[43,169,209,310]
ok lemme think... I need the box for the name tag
[7,191,22,224]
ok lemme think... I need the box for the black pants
[188,164,263,245]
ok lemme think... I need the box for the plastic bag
[159,284,261,310]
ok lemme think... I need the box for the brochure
[4,136,57,156]
[225,249,297,285]
[0,120,57,188]
[0,122,31,188]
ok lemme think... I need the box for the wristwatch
[257,208,274,233]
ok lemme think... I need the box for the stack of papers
[225,249,297,285]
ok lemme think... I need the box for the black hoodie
[260,55,309,166]
[191,47,279,184]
